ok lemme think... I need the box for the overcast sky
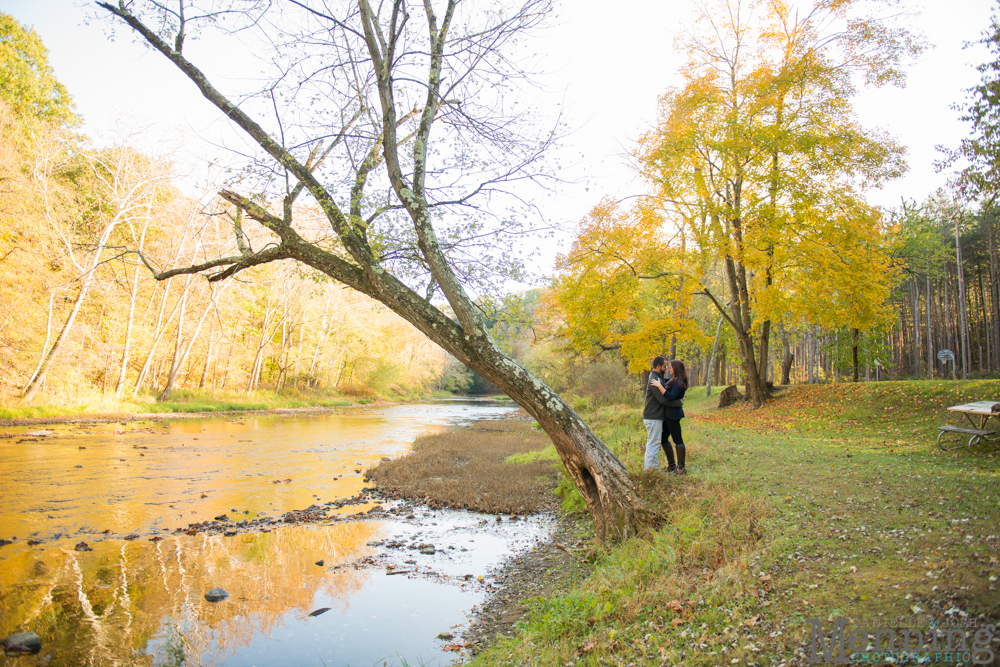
[4,0,996,273]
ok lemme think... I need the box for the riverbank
[0,390,512,427]
[0,402,368,428]
[362,416,595,655]
[466,380,1000,666]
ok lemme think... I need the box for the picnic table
[938,400,1000,455]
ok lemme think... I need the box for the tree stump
[718,385,742,408]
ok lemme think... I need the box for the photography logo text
[804,618,995,664]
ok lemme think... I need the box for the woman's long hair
[667,360,688,389]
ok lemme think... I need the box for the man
[642,356,682,471]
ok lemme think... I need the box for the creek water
[0,399,552,667]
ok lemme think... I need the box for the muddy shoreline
[461,513,592,656]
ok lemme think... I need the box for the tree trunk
[24,291,56,393]
[704,315,724,398]
[132,280,182,397]
[158,284,188,401]
[945,270,953,368]
[852,328,860,382]
[22,211,126,401]
[779,324,793,385]
[199,323,214,389]
[909,279,918,377]
[979,264,992,373]
[160,285,220,400]
[807,327,814,384]
[114,211,151,400]
[926,270,933,380]
[956,215,970,380]
[988,208,999,371]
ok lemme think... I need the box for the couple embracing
[642,356,688,474]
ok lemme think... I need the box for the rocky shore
[461,514,593,656]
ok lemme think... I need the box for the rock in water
[436,632,454,640]
[308,607,331,617]
[718,385,742,409]
[204,588,229,602]
[1,631,42,656]
[419,545,436,555]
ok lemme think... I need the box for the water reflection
[2,523,381,666]
[1,401,528,666]
[1,400,517,544]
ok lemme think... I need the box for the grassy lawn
[472,380,1000,666]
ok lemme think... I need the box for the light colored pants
[643,419,663,470]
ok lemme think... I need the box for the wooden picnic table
[948,400,1000,429]
[939,401,1000,454]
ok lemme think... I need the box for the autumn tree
[558,0,919,407]
[0,13,75,125]
[97,0,648,541]
[20,141,170,401]
[548,196,707,369]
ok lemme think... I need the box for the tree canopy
[550,0,922,406]
[0,13,75,125]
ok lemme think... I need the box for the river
[0,399,552,666]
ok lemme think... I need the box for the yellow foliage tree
[554,0,919,406]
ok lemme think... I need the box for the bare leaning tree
[97,0,650,543]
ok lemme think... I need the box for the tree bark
[852,328,860,382]
[988,208,999,371]
[199,323,214,389]
[114,207,151,400]
[926,270,933,380]
[704,315,724,398]
[978,265,991,373]
[779,323,793,385]
[956,214,970,380]
[160,285,221,400]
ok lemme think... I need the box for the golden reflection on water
[1,409,452,542]
[0,522,382,666]
[0,402,517,665]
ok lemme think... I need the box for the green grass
[0,389,373,421]
[506,445,560,465]
[472,379,1000,666]
[0,404,98,420]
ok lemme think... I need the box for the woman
[650,359,688,474]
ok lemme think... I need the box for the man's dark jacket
[642,370,682,420]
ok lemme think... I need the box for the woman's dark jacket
[663,379,686,420]
[642,371,683,420]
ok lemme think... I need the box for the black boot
[676,444,686,473]
[661,438,676,471]
[662,447,676,471]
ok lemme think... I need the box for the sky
[4,0,997,274]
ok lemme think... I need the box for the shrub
[577,361,639,408]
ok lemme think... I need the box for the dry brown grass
[366,419,557,514]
